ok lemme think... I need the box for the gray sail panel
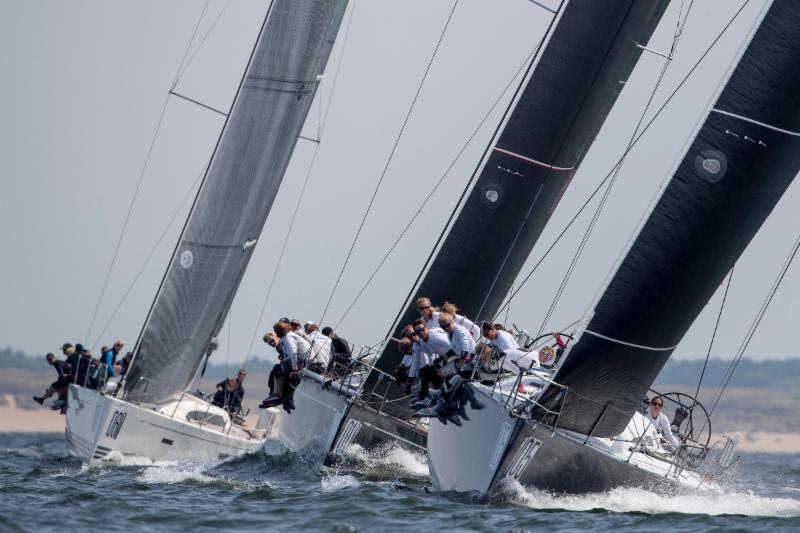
[361,0,669,406]
[535,0,800,437]
[125,0,349,404]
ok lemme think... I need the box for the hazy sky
[2,0,797,367]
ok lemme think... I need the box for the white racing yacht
[65,0,350,464]
[428,0,800,497]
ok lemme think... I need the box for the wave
[335,442,429,480]
[321,474,362,491]
[504,480,800,517]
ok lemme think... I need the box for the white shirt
[489,329,519,353]
[448,323,476,356]
[427,312,441,331]
[419,327,451,358]
[308,330,332,366]
[409,343,431,378]
[454,314,481,340]
[649,411,679,445]
[281,331,312,370]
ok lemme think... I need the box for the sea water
[0,433,798,531]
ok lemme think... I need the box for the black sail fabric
[124,0,349,404]
[363,0,669,396]
[535,1,800,437]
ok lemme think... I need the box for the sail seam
[583,329,677,352]
[711,108,800,137]
[493,147,575,171]
[182,240,256,250]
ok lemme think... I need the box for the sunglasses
[414,328,425,335]
[651,402,663,407]
[418,305,430,310]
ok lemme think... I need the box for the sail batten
[535,0,800,437]
[124,0,349,404]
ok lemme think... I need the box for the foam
[321,474,361,491]
[507,480,800,517]
[137,462,217,485]
[339,442,429,478]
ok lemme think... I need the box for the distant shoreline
[1,405,798,455]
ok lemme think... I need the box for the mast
[534,0,800,437]
[360,0,670,405]
[124,0,349,404]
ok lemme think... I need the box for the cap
[75,343,85,353]
[290,318,301,326]
[61,342,73,350]
[279,317,291,324]
[304,321,316,327]
[321,326,333,336]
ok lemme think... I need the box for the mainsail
[125,0,349,404]
[364,0,669,387]
[535,0,800,437]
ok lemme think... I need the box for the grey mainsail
[124,0,349,404]
[534,0,800,437]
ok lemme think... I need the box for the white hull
[65,385,271,463]
[428,385,510,494]
[278,374,350,467]
[428,385,713,496]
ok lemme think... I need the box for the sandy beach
[0,396,64,433]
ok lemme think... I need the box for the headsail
[364,0,670,390]
[124,0,349,404]
[535,0,800,437]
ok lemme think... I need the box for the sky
[2,0,798,367]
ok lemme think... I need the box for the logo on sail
[702,158,721,174]
[694,149,727,183]
[480,184,504,208]
[180,250,194,269]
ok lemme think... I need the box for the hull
[428,387,709,496]
[328,402,427,460]
[278,376,349,467]
[428,386,513,495]
[65,385,269,463]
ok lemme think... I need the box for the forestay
[125,0,349,404]
[535,0,800,437]
[363,0,670,394]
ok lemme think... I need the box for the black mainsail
[534,0,800,437]
[124,0,349,404]
[362,0,670,394]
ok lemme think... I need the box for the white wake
[507,481,800,517]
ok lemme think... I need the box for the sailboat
[278,0,672,464]
[65,0,350,463]
[428,0,800,495]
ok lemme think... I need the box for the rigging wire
[693,266,735,403]
[536,1,694,336]
[242,0,359,364]
[173,0,235,87]
[319,0,460,325]
[376,0,565,348]
[84,1,213,346]
[492,0,753,322]
[335,0,567,332]
[91,162,208,348]
[331,42,542,330]
[708,231,800,417]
